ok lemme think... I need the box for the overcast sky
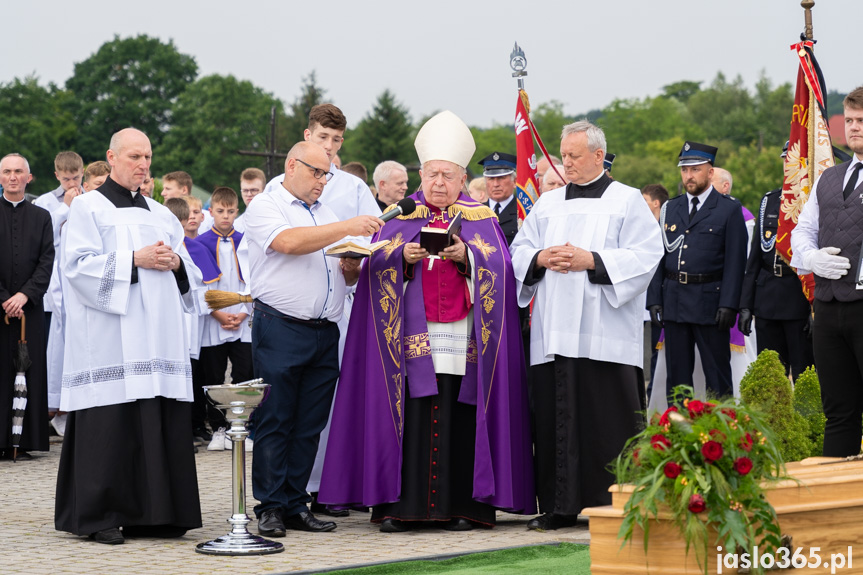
[4,0,859,128]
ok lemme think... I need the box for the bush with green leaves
[792,367,826,457]
[739,350,811,462]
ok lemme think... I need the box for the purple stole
[194,228,244,282]
[184,239,221,284]
[319,191,535,514]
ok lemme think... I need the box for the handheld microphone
[380,197,417,223]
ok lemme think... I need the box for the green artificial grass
[322,543,591,574]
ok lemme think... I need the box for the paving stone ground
[1,438,590,575]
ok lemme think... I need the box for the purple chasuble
[319,191,535,514]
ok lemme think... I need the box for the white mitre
[414,110,476,169]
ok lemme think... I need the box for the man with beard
[647,142,747,403]
[791,87,863,457]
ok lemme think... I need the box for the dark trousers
[198,340,253,430]
[755,317,814,381]
[251,308,340,517]
[532,356,644,516]
[812,299,863,457]
[663,320,733,400]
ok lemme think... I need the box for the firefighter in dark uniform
[646,142,748,401]
[479,152,519,245]
[738,143,814,379]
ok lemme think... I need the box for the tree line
[0,35,849,213]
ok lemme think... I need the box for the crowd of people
[2,88,863,545]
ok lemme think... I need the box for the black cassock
[526,176,646,517]
[0,196,54,452]
[54,180,201,536]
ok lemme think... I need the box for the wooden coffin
[584,457,863,574]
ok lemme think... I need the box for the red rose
[651,434,671,451]
[659,406,678,426]
[740,432,753,452]
[709,429,726,442]
[687,400,706,418]
[688,493,706,514]
[705,402,717,414]
[664,461,682,479]
[734,457,753,475]
[721,407,737,420]
[701,440,724,462]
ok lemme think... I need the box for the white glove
[802,247,851,280]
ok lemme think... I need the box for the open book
[420,212,462,256]
[326,239,391,259]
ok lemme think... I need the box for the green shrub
[792,367,826,457]
[739,350,811,462]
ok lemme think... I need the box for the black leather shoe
[284,510,336,533]
[257,509,286,537]
[89,527,124,545]
[379,518,408,533]
[443,518,473,531]
[310,499,350,517]
[526,513,578,531]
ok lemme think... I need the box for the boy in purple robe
[193,187,252,447]
[319,111,535,532]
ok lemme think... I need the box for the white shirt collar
[2,193,25,207]
[686,186,713,209]
[492,194,515,212]
[278,182,320,210]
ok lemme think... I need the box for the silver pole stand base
[195,518,284,555]
[197,381,283,556]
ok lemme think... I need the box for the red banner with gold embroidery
[778,40,834,302]
[514,90,540,220]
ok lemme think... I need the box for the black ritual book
[419,212,462,256]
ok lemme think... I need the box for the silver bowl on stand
[196,379,283,555]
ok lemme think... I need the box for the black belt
[762,256,793,278]
[254,300,333,327]
[665,271,722,284]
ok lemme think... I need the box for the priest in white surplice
[510,121,663,531]
[54,128,202,545]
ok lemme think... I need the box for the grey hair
[542,165,565,186]
[0,153,30,173]
[713,167,733,191]
[373,160,408,187]
[561,121,607,154]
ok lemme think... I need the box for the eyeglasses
[296,159,334,182]
[241,188,261,195]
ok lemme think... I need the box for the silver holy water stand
[196,378,283,555]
